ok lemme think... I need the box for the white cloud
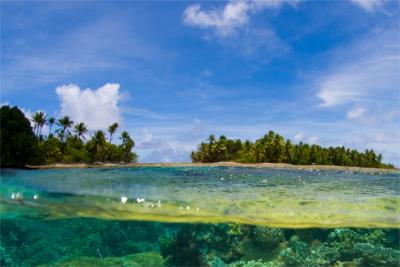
[347,107,366,119]
[183,0,386,38]
[138,138,194,163]
[340,130,400,165]
[135,119,205,163]
[123,107,166,120]
[294,132,304,142]
[180,118,204,142]
[310,26,399,165]
[316,55,398,107]
[140,128,153,143]
[183,0,292,61]
[183,0,298,37]
[294,132,318,144]
[2,16,167,93]
[0,101,10,107]
[183,1,250,36]
[307,136,318,144]
[55,83,121,130]
[316,28,399,107]
[350,0,386,12]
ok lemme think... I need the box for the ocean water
[0,166,399,266]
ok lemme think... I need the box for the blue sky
[1,0,399,164]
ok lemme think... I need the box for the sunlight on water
[1,167,399,228]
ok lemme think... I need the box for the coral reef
[0,216,399,267]
[38,252,164,267]
[252,226,284,248]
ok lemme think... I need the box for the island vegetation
[0,106,137,168]
[191,131,394,169]
[1,106,394,169]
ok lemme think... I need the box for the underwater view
[2,0,400,266]
[1,166,399,266]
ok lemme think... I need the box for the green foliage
[0,106,37,167]
[192,130,393,168]
[31,111,47,138]
[37,137,63,164]
[74,122,88,140]
[108,122,119,143]
[119,131,137,162]
[86,130,107,163]
[47,117,56,137]
[57,116,74,142]
[0,106,138,167]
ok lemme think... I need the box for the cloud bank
[56,83,122,130]
[135,119,204,163]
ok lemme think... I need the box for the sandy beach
[25,161,398,173]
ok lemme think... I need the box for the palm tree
[74,122,88,140]
[120,131,134,147]
[57,116,73,142]
[107,122,119,143]
[89,130,107,162]
[120,131,135,162]
[31,111,47,137]
[48,117,55,137]
[31,114,39,136]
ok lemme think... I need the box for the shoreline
[24,161,398,173]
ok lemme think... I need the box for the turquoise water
[1,167,399,266]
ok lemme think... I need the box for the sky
[1,0,399,165]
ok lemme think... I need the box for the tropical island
[0,105,394,169]
[191,132,394,169]
[0,106,136,168]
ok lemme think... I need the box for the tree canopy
[0,106,37,167]
[0,106,137,167]
[191,131,394,169]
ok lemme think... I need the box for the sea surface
[0,166,399,266]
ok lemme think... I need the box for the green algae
[1,167,399,228]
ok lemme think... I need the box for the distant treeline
[191,131,394,169]
[0,106,137,168]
